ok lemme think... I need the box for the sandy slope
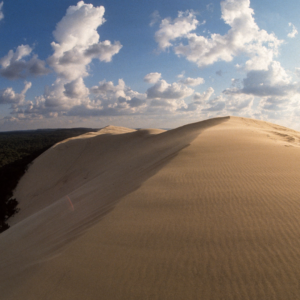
[2,116,300,299]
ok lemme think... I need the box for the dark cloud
[0,55,50,80]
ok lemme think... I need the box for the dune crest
[2,116,300,299]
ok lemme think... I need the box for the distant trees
[0,128,98,233]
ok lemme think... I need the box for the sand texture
[2,116,300,299]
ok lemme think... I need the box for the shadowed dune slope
[2,116,300,299]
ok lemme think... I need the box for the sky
[1,0,300,131]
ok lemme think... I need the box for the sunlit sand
[2,116,300,299]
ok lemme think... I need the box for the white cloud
[177,71,185,78]
[91,79,127,98]
[0,2,3,21]
[225,93,253,113]
[0,45,32,68]
[179,77,204,86]
[221,60,300,121]
[202,95,226,112]
[148,98,188,114]
[147,79,194,100]
[155,10,198,50]
[64,77,89,99]
[225,61,297,97]
[47,1,122,81]
[259,96,290,111]
[84,40,122,62]
[44,79,84,110]
[145,78,194,113]
[39,1,123,117]
[193,87,214,103]
[68,79,147,116]
[144,72,162,83]
[9,1,125,120]
[0,81,31,104]
[91,79,146,106]
[288,23,298,38]
[10,79,88,118]
[11,77,91,120]
[155,0,282,71]
[4,0,294,126]
[150,10,161,27]
[181,87,214,112]
[0,45,50,79]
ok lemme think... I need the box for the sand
[2,116,300,299]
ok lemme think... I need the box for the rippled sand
[2,116,300,299]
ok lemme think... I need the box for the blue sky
[0,0,300,131]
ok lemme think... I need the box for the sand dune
[2,116,300,299]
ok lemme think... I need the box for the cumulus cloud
[40,1,123,116]
[67,79,147,116]
[221,60,300,121]
[0,2,3,21]
[155,0,282,71]
[84,40,122,62]
[193,87,214,103]
[145,78,195,113]
[148,97,187,113]
[48,1,122,81]
[11,78,90,118]
[147,79,194,100]
[225,93,253,112]
[87,77,195,116]
[155,10,198,50]
[224,61,298,97]
[40,76,137,119]
[9,1,125,121]
[144,72,162,83]
[259,96,290,111]
[179,77,204,86]
[44,79,84,110]
[202,96,226,112]
[64,77,89,99]
[0,45,50,79]
[288,23,298,38]
[181,87,214,112]
[0,81,31,104]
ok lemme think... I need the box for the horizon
[1,0,300,131]
[0,115,293,134]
